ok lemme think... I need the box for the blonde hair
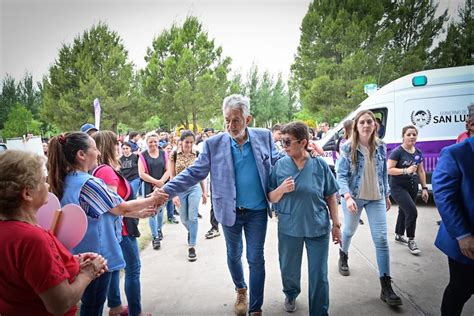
[0,150,46,215]
[93,130,120,169]
[351,110,378,166]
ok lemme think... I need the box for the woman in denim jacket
[336,110,402,306]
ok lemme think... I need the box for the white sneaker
[408,240,421,255]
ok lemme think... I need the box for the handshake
[150,188,169,207]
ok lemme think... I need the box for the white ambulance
[319,65,474,186]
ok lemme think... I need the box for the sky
[0,0,465,84]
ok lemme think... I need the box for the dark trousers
[392,181,418,238]
[441,258,474,316]
[210,205,219,230]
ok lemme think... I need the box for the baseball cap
[80,123,98,134]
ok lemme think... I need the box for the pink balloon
[56,204,88,250]
[37,192,60,229]
[36,192,88,250]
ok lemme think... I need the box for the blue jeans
[129,178,141,200]
[341,198,390,276]
[80,272,112,316]
[166,199,175,220]
[148,206,164,238]
[279,232,329,316]
[178,184,201,246]
[222,209,268,313]
[107,236,142,316]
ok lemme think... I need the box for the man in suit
[162,94,278,316]
[433,136,474,316]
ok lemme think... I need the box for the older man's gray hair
[222,94,250,117]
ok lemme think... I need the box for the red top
[94,165,131,236]
[0,221,79,316]
[456,131,470,143]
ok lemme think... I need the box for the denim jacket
[336,140,390,199]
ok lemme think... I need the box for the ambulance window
[372,109,387,139]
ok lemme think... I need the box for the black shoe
[359,219,364,225]
[338,249,350,276]
[198,213,202,219]
[174,209,180,216]
[380,274,403,306]
[168,217,179,224]
[152,237,161,250]
[188,247,197,262]
[158,229,163,240]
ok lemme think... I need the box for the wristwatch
[422,187,428,191]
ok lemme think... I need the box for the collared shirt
[231,132,267,210]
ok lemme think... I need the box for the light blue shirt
[269,156,339,237]
[231,133,267,210]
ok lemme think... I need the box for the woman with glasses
[388,126,428,255]
[268,122,341,315]
[336,110,402,306]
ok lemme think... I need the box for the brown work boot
[249,312,262,316]
[234,288,248,315]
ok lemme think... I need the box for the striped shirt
[78,177,123,218]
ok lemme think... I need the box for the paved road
[128,201,474,315]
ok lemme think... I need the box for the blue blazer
[163,128,279,226]
[433,137,474,265]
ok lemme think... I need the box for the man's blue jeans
[177,184,201,246]
[107,236,142,316]
[80,271,112,316]
[148,206,164,239]
[341,198,390,276]
[279,232,330,316]
[222,209,268,313]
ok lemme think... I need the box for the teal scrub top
[269,155,339,237]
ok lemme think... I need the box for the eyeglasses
[358,119,374,126]
[281,138,301,147]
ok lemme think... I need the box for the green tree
[291,1,448,124]
[0,75,18,130]
[429,0,474,68]
[382,0,447,81]
[0,73,43,131]
[291,0,389,124]
[42,23,140,131]
[235,66,294,128]
[2,104,41,138]
[142,16,231,133]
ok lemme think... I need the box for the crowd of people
[0,95,473,316]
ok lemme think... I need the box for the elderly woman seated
[0,150,107,316]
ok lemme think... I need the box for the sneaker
[168,217,179,224]
[408,240,421,255]
[283,297,296,312]
[234,288,248,315]
[198,212,203,219]
[158,230,163,240]
[359,218,364,225]
[188,247,197,262]
[174,209,180,216]
[205,228,220,239]
[152,237,161,250]
[394,234,409,246]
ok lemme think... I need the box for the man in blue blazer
[163,94,279,316]
[433,136,474,316]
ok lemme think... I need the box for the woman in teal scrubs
[268,122,341,316]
